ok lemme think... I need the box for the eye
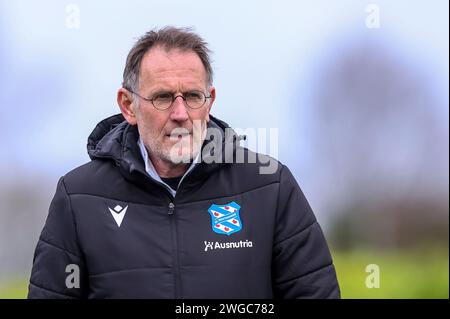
[154,92,173,100]
[185,91,203,100]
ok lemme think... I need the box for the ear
[117,87,137,125]
[205,86,216,122]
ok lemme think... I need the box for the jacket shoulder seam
[275,262,334,286]
[178,181,281,205]
[60,178,83,255]
[64,181,280,206]
[29,281,78,299]
[274,220,317,246]
[274,164,284,243]
[38,237,82,258]
[64,192,164,207]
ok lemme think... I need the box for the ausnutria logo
[204,240,253,252]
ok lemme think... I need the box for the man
[28,27,340,298]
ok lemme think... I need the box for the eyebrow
[150,87,205,96]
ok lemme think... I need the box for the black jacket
[28,114,340,299]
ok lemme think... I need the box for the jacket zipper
[143,168,198,299]
[167,201,182,298]
[165,168,198,299]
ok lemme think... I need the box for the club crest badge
[207,202,242,236]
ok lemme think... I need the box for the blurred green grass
[1,247,448,299]
[332,246,449,298]
[0,278,28,299]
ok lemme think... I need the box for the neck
[149,154,189,178]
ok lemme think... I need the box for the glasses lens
[185,91,206,109]
[153,92,173,110]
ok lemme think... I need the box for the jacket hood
[87,113,245,184]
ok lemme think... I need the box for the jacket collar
[87,113,244,188]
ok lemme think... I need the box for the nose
[169,95,189,122]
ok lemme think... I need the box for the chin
[163,147,194,165]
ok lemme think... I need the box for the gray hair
[122,26,213,93]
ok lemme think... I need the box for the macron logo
[108,205,128,227]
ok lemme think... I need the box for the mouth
[165,133,191,139]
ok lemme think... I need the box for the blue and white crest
[207,202,242,236]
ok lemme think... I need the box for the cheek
[136,110,167,136]
[191,108,210,122]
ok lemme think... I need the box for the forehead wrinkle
[139,47,207,89]
[157,46,201,69]
[143,66,206,94]
[140,65,206,91]
[146,75,205,92]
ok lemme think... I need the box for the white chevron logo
[108,205,128,227]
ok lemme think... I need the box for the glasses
[126,88,211,111]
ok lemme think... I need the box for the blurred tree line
[299,38,448,298]
[305,39,448,251]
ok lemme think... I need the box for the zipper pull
[168,202,175,215]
